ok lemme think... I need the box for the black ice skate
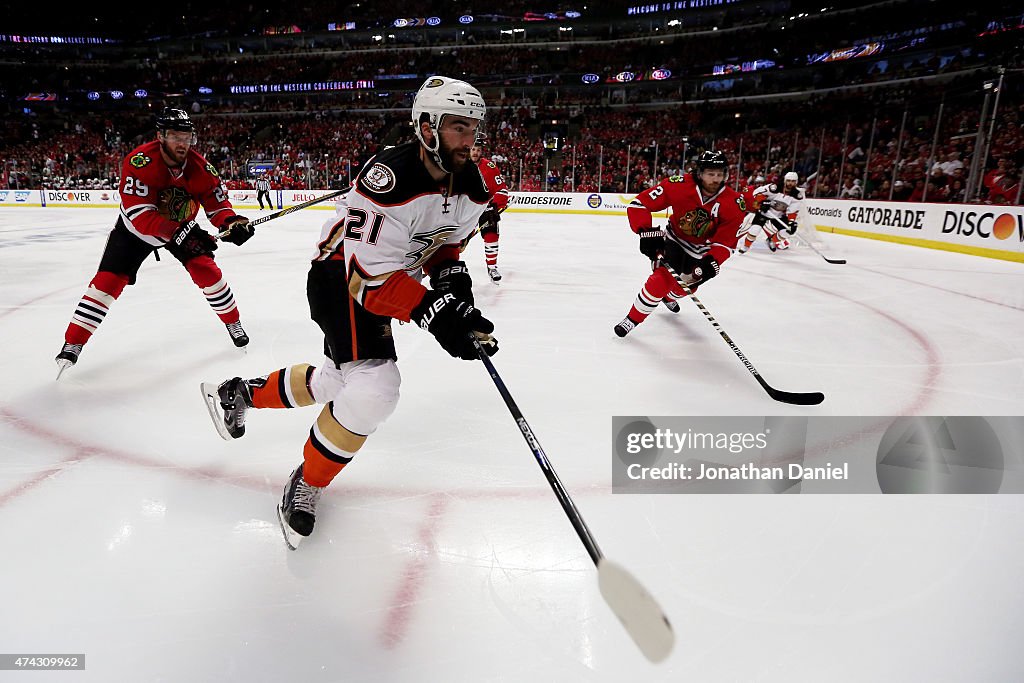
[487,265,502,283]
[200,377,253,440]
[277,464,324,550]
[225,321,249,348]
[55,343,83,380]
[614,318,637,337]
[662,298,681,313]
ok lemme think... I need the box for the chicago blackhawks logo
[678,208,713,237]
[736,195,746,211]
[129,153,151,168]
[157,187,197,222]
[205,162,220,178]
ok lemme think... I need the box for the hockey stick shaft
[470,335,604,565]
[248,189,347,227]
[658,260,824,405]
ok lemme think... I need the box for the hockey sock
[303,402,367,487]
[627,267,678,323]
[250,364,316,409]
[185,256,240,324]
[483,232,499,267]
[65,271,129,345]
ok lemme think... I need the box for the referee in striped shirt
[255,175,271,210]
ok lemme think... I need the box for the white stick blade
[597,558,675,663]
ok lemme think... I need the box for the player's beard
[160,139,189,167]
[701,178,723,194]
[440,138,470,172]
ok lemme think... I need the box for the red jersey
[741,184,764,212]
[476,157,510,211]
[628,173,748,266]
[119,140,238,246]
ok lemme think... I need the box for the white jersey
[306,140,493,365]
[313,141,490,301]
[753,183,804,220]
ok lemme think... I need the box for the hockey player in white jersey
[200,76,498,549]
[738,171,804,253]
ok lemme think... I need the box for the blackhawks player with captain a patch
[614,150,747,337]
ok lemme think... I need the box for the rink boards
[6,188,1022,262]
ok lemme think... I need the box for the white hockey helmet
[412,76,486,172]
[784,171,799,182]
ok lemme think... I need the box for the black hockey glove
[688,255,720,286]
[479,206,500,232]
[411,290,497,360]
[168,220,217,259]
[219,215,255,245]
[786,219,799,235]
[638,228,665,260]
[429,259,474,305]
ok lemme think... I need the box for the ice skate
[55,343,83,380]
[487,265,502,283]
[200,377,252,440]
[225,321,249,348]
[277,464,323,550]
[614,318,637,337]
[662,297,680,313]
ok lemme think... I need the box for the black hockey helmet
[155,108,195,133]
[693,150,727,181]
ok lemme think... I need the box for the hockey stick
[470,335,675,663]
[658,261,825,405]
[216,189,347,238]
[792,230,846,264]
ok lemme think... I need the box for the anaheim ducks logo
[129,153,151,168]
[361,163,396,193]
[425,78,445,88]
[678,208,713,237]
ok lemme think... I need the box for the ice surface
[1,206,1022,681]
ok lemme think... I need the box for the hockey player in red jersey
[469,139,510,282]
[201,77,497,549]
[54,108,255,377]
[614,150,747,337]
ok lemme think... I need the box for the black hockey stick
[470,334,675,663]
[793,231,846,264]
[217,189,347,238]
[658,261,825,405]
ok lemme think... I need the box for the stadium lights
[667,19,680,26]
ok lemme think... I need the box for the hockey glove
[479,206,500,233]
[786,219,799,235]
[638,228,665,260]
[168,220,217,259]
[411,290,497,360]
[429,259,474,305]
[219,215,255,245]
[688,255,720,286]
